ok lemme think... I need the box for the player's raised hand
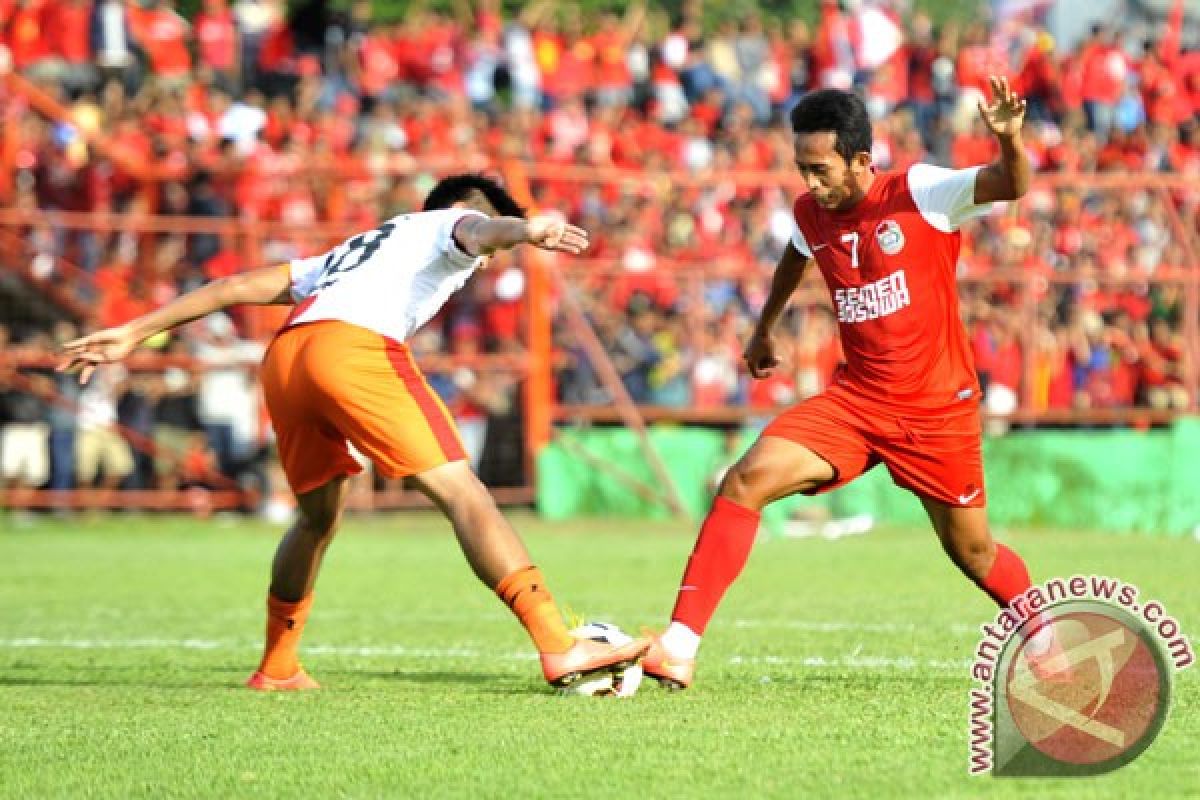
[57,325,140,384]
[978,75,1026,139]
[526,214,590,254]
[743,331,781,379]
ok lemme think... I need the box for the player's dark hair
[423,173,526,218]
[789,89,873,165]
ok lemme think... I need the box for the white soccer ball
[564,622,644,698]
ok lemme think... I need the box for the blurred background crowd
[0,0,1197,497]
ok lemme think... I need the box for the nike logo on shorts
[958,488,982,505]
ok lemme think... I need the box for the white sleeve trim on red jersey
[790,221,813,259]
[289,254,326,301]
[907,163,993,233]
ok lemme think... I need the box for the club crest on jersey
[875,220,905,255]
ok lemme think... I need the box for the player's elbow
[1007,172,1031,200]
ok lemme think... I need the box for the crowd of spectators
[1,0,1197,496]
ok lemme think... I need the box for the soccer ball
[564,622,644,698]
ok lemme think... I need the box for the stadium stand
[0,0,1197,509]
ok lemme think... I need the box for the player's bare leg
[408,460,530,585]
[646,436,836,688]
[920,500,996,586]
[719,436,836,508]
[921,497,1064,677]
[247,476,349,691]
[271,476,351,601]
[410,460,648,686]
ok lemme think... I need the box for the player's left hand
[526,214,590,254]
[978,75,1026,139]
[57,324,140,384]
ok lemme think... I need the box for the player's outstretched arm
[454,214,589,257]
[58,264,293,383]
[974,74,1031,204]
[744,243,810,379]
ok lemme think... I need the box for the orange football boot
[641,633,695,690]
[541,635,650,687]
[245,668,321,691]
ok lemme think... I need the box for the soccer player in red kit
[643,76,1043,688]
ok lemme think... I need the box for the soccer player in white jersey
[60,175,649,690]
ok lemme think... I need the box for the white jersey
[286,208,486,343]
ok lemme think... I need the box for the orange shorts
[260,320,466,495]
[760,381,986,508]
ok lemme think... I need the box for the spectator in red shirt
[40,0,94,91]
[591,8,642,107]
[1138,43,1188,128]
[951,115,998,168]
[354,24,398,109]
[255,0,296,96]
[1136,318,1190,410]
[810,0,856,90]
[195,0,239,92]
[1079,25,1129,137]
[955,21,1002,98]
[1013,30,1062,123]
[132,0,192,88]
[4,0,48,71]
[904,13,938,147]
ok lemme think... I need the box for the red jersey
[791,165,993,409]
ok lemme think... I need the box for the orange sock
[495,566,574,654]
[258,592,313,679]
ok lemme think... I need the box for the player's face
[793,132,871,210]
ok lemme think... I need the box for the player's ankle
[661,622,701,660]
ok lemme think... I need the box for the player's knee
[298,501,342,536]
[717,461,769,510]
[946,534,994,579]
[431,465,498,516]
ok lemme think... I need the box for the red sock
[670,496,761,635]
[980,543,1032,607]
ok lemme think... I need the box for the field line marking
[0,638,970,670]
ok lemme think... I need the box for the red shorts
[760,382,986,508]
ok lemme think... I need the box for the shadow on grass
[0,663,538,693]
[315,666,538,694]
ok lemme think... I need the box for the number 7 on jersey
[841,232,860,269]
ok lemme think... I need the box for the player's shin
[978,542,1061,669]
[666,496,762,657]
[979,542,1032,608]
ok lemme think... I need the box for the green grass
[1,513,1197,799]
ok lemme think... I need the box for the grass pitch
[1,512,1197,799]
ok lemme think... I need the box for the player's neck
[835,171,876,213]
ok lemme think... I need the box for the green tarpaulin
[537,418,1200,536]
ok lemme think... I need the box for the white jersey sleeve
[437,210,487,268]
[790,222,813,259]
[289,254,326,302]
[907,163,994,233]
